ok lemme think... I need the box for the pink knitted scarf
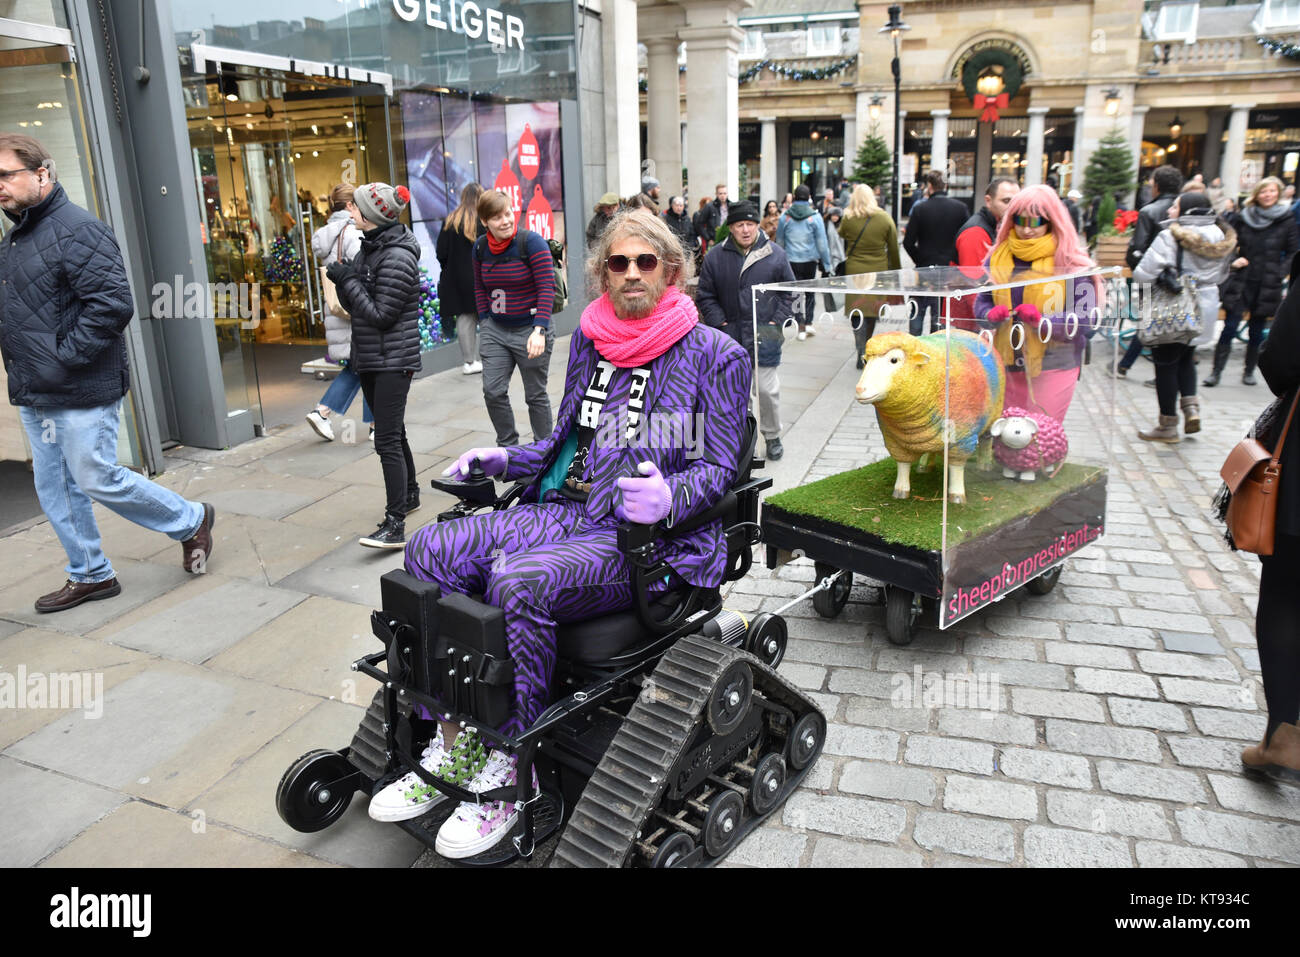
[579,285,699,368]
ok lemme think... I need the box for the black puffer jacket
[1221,206,1300,318]
[1258,252,1300,537]
[0,184,133,408]
[335,222,422,374]
[435,219,481,324]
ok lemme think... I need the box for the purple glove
[1013,303,1042,323]
[615,461,673,525]
[985,304,1011,323]
[443,447,508,480]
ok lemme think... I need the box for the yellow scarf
[989,234,1065,313]
[988,235,1062,380]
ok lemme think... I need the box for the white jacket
[1133,213,1236,346]
[311,210,363,361]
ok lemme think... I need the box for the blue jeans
[317,363,373,423]
[19,401,204,584]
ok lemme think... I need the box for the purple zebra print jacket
[502,319,752,588]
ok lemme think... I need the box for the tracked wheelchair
[275,416,825,867]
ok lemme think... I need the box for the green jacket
[838,211,900,274]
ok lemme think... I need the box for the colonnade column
[759,116,777,206]
[682,16,743,207]
[643,36,684,198]
[1220,104,1252,201]
[1023,106,1050,187]
[930,109,950,181]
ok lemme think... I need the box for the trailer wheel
[1026,564,1063,596]
[885,586,921,646]
[812,563,852,619]
[276,749,358,833]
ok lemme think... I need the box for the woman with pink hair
[973,184,1101,423]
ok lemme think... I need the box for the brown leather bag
[1221,390,1299,556]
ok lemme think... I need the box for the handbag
[1220,388,1300,556]
[320,229,351,321]
[1138,244,1197,346]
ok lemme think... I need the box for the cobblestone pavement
[1,309,1296,869]
[717,322,1300,869]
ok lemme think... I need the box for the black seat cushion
[556,588,714,665]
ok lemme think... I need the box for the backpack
[475,231,567,314]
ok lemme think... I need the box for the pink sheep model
[990,406,1068,481]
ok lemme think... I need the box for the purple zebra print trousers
[403,500,659,737]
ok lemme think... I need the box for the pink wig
[987,183,1100,295]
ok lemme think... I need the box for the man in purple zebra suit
[368,208,753,858]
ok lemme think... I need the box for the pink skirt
[1004,367,1080,423]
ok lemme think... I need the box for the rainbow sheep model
[990,406,1069,481]
[854,330,1006,505]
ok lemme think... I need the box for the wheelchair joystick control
[466,457,487,483]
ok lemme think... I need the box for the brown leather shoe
[35,578,122,614]
[1241,722,1300,774]
[181,503,216,573]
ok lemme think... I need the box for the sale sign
[518,123,540,180]
[493,158,521,216]
[526,184,554,239]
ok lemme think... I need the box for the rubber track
[550,633,821,868]
[346,688,407,785]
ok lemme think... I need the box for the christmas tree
[851,123,892,199]
[1082,126,1135,207]
[263,236,304,284]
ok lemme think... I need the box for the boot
[1180,396,1201,435]
[1138,414,1181,443]
[1243,342,1260,386]
[1241,722,1300,774]
[1202,339,1231,387]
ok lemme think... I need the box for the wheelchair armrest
[429,474,538,509]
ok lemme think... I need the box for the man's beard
[610,276,665,319]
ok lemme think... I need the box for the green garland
[959,47,1025,103]
[1258,36,1300,61]
[637,56,856,91]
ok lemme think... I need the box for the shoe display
[1137,415,1181,443]
[368,729,487,823]
[305,410,334,441]
[181,503,216,573]
[34,577,121,614]
[435,749,538,859]
[766,438,784,461]
[359,519,406,549]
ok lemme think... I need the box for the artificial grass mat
[765,458,1105,552]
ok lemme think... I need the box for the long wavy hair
[445,182,483,240]
[845,183,881,220]
[586,208,694,295]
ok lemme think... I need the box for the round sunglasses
[606,253,660,273]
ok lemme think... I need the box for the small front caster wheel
[884,586,922,646]
[1026,563,1064,596]
[812,563,852,619]
[276,749,358,833]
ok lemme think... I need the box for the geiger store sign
[393,0,526,50]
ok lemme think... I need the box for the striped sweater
[472,228,555,330]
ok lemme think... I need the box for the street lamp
[1104,88,1121,117]
[869,94,883,123]
[878,4,910,223]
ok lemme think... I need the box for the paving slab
[194,697,427,868]
[5,664,316,807]
[0,558,195,634]
[40,800,338,868]
[91,579,308,664]
[0,756,125,866]
[275,538,406,609]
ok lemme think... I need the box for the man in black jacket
[0,133,214,612]
[662,195,695,257]
[696,201,795,460]
[1115,164,1184,378]
[902,170,969,333]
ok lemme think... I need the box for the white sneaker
[804,325,817,337]
[462,363,475,375]
[797,331,808,341]
[305,410,334,442]
[468,361,482,374]
[367,729,487,823]
[435,749,537,859]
